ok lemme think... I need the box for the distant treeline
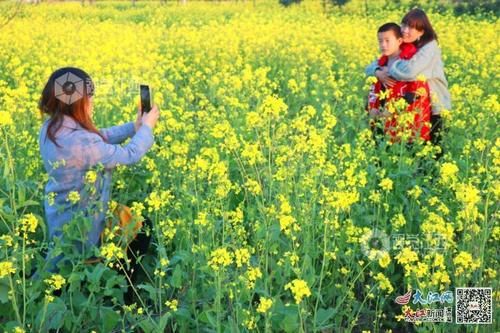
[6,0,500,16]
[286,0,499,16]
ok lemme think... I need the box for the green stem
[333,263,371,313]
[374,294,381,332]
[298,303,305,333]
[216,271,222,333]
[349,284,377,332]
[477,192,491,278]
[265,312,270,332]
[8,273,22,326]
[115,258,157,328]
[22,235,26,326]
[155,211,163,316]
[312,212,330,332]
[2,128,18,230]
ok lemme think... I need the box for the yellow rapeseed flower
[245,178,262,195]
[100,243,125,261]
[259,95,287,119]
[241,143,265,166]
[0,111,13,126]
[256,297,273,313]
[416,74,427,82]
[378,252,391,268]
[208,247,233,271]
[47,192,56,206]
[0,235,13,247]
[379,178,393,192]
[234,248,250,268]
[165,299,178,312]
[194,212,209,226]
[0,261,16,278]
[245,266,262,289]
[284,279,311,304]
[19,213,38,234]
[374,272,394,294]
[390,213,406,230]
[67,191,80,204]
[439,162,459,186]
[453,251,480,275]
[84,170,97,184]
[45,274,66,290]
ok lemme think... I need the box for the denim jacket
[38,115,153,269]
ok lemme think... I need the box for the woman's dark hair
[39,67,105,147]
[378,22,402,38]
[402,8,438,48]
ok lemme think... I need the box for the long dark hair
[39,67,105,147]
[402,8,438,48]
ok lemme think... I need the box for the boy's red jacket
[367,43,431,142]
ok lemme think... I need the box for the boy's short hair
[377,22,402,38]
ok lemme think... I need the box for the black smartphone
[140,84,152,114]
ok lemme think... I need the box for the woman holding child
[365,8,452,154]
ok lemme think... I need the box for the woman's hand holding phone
[141,104,160,129]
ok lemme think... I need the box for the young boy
[367,23,431,142]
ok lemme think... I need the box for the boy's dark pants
[48,217,152,302]
[430,115,444,160]
[119,216,153,303]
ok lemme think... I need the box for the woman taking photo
[38,67,160,273]
[366,8,452,156]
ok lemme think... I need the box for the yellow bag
[102,204,143,247]
[84,204,143,264]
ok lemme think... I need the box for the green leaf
[104,273,126,297]
[281,312,299,333]
[137,318,158,333]
[273,302,299,333]
[3,162,9,179]
[44,298,67,330]
[170,250,190,265]
[100,306,120,332]
[301,254,314,283]
[158,312,172,331]
[0,282,9,304]
[67,272,84,292]
[17,185,26,206]
[86,263,107,292]
[137,283,157,301]
[199,310,217,328]
[70,290,88,309]
[314,307,336,328]
[16,199,39,208]
[171,264,183,288]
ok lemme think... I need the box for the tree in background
[0,0,23,30]
[449,0,499,15]
[280,0,301,7]
[330,0,350,6]
[321,0,499,16]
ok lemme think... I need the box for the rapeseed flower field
[0,1,498,331]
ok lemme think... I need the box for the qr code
[455,288,492,324]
